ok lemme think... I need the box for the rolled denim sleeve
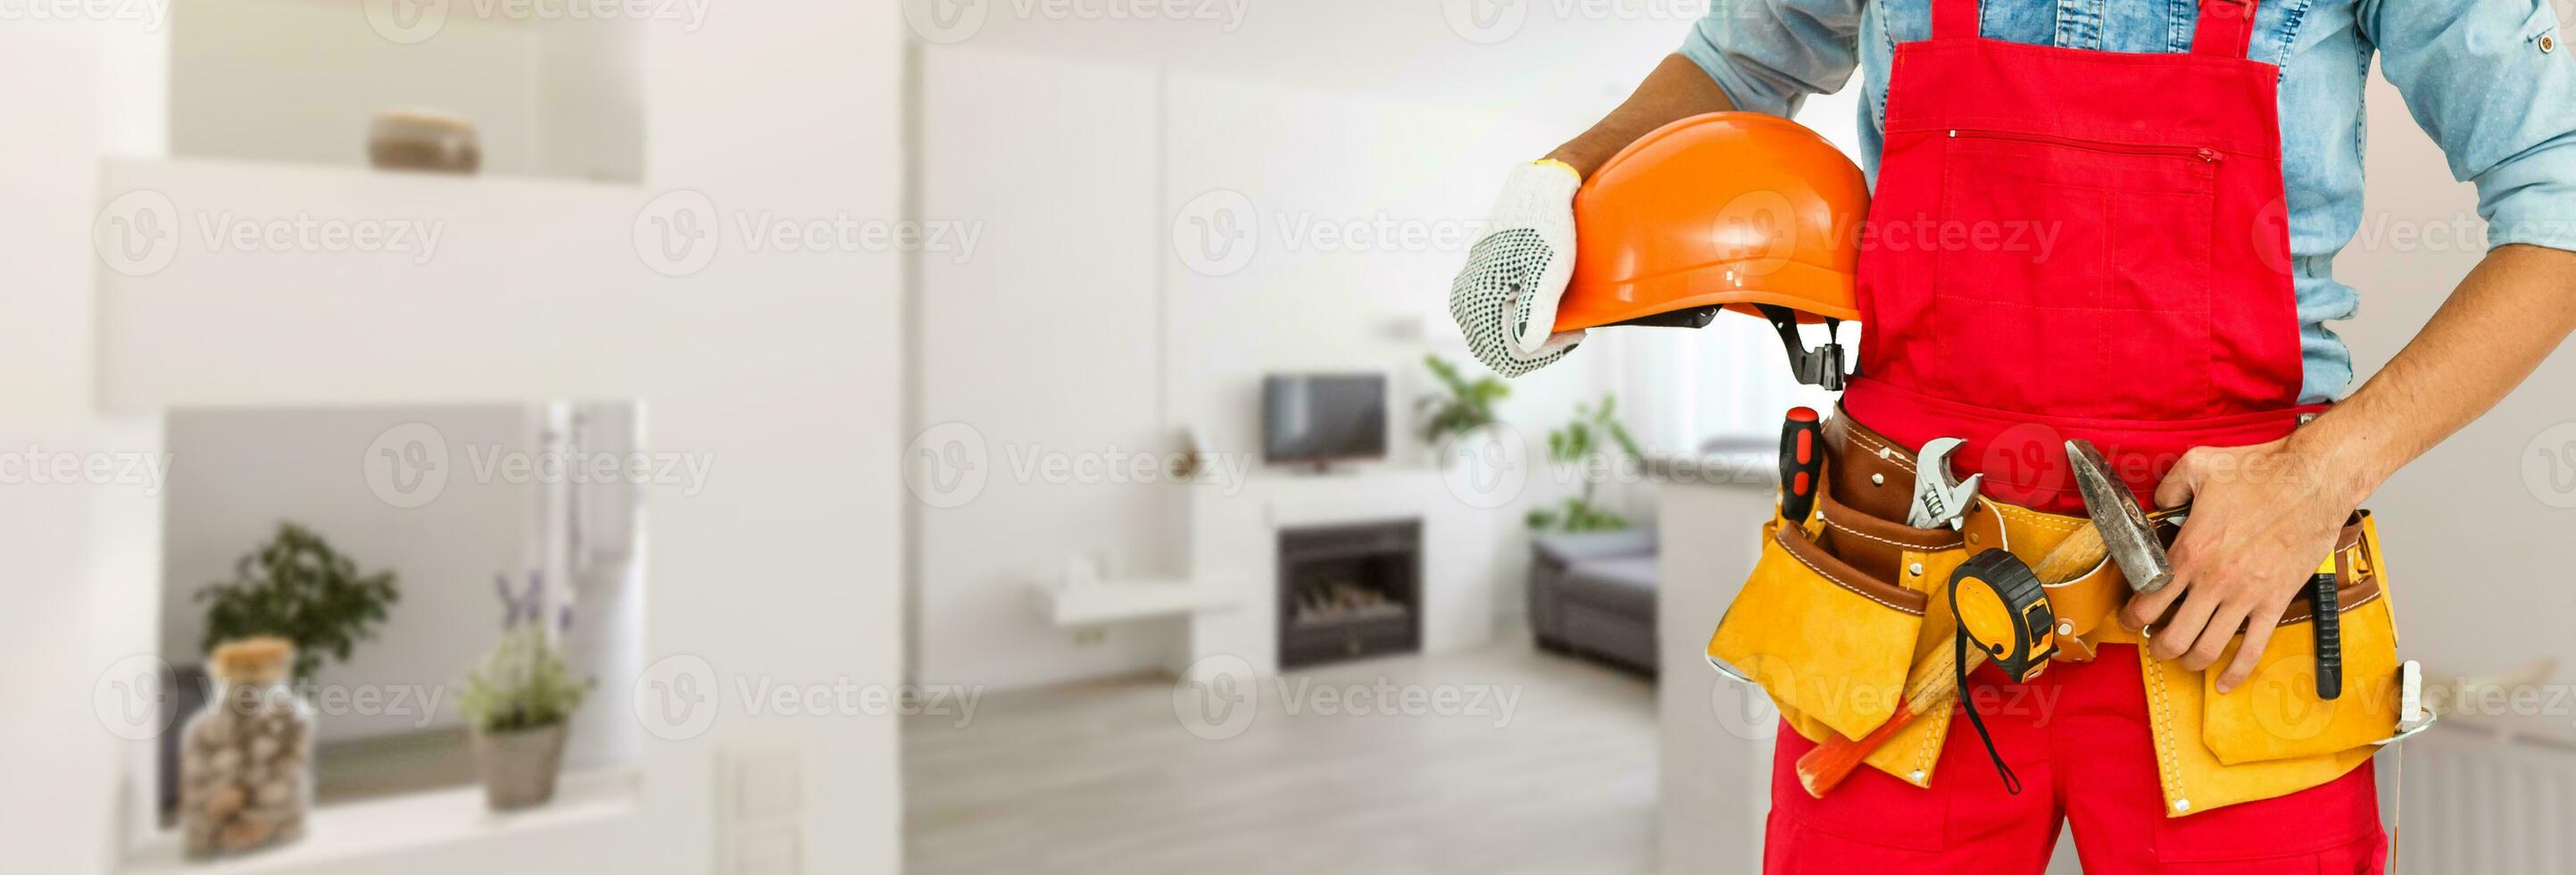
[1676,0,1865,117]
[2365,0,2576,252]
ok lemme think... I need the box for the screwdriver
[1779,407,1825,522]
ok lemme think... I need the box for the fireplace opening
[1278,520,1421,669]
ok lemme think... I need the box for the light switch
[724,747,803,826]
[727,823,801,875]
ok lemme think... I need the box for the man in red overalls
[1449,1,2576,871]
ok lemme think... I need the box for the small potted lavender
[457,572,591,811]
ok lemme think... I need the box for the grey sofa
[1529,529,1659,674]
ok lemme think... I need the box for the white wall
[916,49,1179,690]
[0,16,130,875]
[157,405,536,743]
[6,5,911,875]
[2334,72,2576,688]
[913,46,1608,691]
[168,0,643,181]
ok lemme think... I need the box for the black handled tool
[2310,572,2343,700]
[1779,407,1824,521]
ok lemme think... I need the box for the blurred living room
[7,1,2576,874]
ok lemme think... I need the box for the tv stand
[1288,461,1359,476]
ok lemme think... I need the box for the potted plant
[196,522,402,681]
[1416,354,1511,452]
[457,572,592,811]
[1527,396,1644,532]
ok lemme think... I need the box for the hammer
[1791,440,2171,797]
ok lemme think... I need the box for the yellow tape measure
[1949,549,2058,683]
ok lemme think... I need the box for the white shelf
[1031,579,1242,626]
[155,0,644,183]
[120,769,640,875]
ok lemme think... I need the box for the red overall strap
[1934,0,2263,58]
[1931,0,1978,40]
[2193,0,2264,58]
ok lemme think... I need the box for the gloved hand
[1450,160,1585,377]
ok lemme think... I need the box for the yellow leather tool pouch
[2198,575,2397,763]
[2140,512,2398,816]
[1708,514,1928,741]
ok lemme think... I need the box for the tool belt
[1708,411,2404,817]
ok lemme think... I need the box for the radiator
[2395,721,2576,874]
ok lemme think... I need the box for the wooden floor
[902,643,1658,875]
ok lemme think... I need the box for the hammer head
[2065,440,2174,594]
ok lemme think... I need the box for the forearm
[1544,54,1738,178]
[2290,244,2576,505]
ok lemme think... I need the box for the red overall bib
[1768,0,2387,871]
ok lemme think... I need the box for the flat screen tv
[1263,374,1386,468]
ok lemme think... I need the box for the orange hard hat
[1553,112,1867,333]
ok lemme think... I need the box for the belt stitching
[1781,536,1927,617]
[2141,654,2185,804]
[2277,589,2378,626]
[1914,709,1949,779]
[1820,510,1961,552]
[1841,426,1918,473]
[1990,502,2082,531]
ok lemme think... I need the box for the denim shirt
[1682,0,2576,403]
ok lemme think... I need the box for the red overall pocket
[1929,130,2221,420]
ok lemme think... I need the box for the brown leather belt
[1815,407,2378,635]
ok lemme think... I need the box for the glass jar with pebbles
[178,637,315,860]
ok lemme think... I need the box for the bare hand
[2119,438,2354,693]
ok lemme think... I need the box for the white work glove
[1450,160,1585,378]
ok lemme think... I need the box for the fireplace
[1277,520,1421,668]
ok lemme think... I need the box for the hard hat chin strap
[1756,304,1851,391]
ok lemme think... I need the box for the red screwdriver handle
[1779,407,1825,522]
